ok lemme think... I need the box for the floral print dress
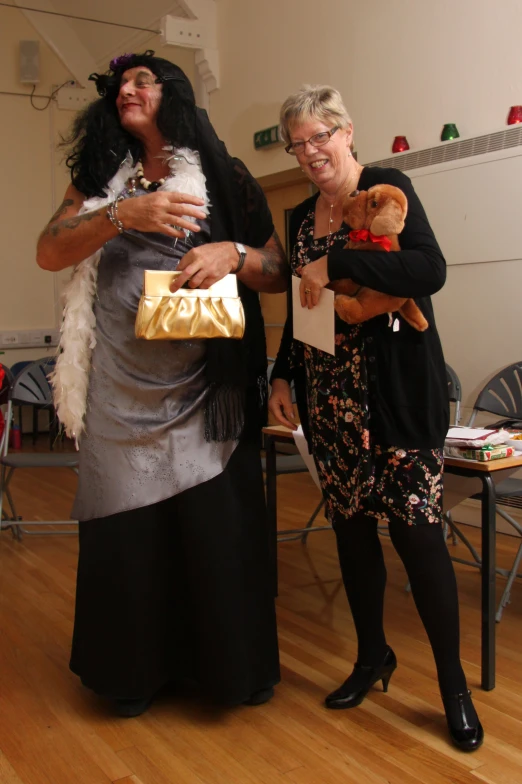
[293,209,443,527]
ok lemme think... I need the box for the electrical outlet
[162,16,209,48]
[0,330,59,348]
[2,334,19,346]
[56,86,93,111]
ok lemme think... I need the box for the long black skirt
[69,438,280,705]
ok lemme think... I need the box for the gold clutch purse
[135,270,245,340]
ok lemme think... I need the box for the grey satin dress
[72,215,237,521]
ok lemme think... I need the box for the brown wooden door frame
[258,170,313,362]
[256,166,310,193]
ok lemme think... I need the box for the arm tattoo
[260,248,280,275]
[49,198,74,224]
[41,198,74,236]
[260,230,289,278]
[42,208,104,238]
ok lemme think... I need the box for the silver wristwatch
[233,242,247,273]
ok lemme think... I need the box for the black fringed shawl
[195,108,273,443]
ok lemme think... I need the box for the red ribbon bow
[349,229,392,252]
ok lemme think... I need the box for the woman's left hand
[298,256,330,308]
[170,242,236,291]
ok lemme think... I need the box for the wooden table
[263,424,522,691]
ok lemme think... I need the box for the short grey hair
[279,84,352,144]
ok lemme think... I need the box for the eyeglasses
[285,126,339,155]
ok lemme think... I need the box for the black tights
[334,513,467,696]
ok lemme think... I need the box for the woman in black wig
[37,51,287,716]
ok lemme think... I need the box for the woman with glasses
[268,85,483,752]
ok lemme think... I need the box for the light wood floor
[1,437,522,783]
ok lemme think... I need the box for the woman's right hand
[268,378,297,430]
[118,191,207,239]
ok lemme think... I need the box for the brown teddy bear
[331,184,428,331]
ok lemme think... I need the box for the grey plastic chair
[449,362,522,621]
[468,361,522,430]
[446,362,462,427]
[262,360,330,543]
[0,359,79,539]
[9,356,59,448]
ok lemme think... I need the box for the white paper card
[446,427,498,441]
[292,425,321,489]
[292,276,335,356]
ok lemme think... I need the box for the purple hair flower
[110,53,135,71]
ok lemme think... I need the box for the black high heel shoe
[442,690,484,751]
[325,646,397,709]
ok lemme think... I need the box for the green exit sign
[254,125,282,150]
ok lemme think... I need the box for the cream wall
[0,5,195,367]
[211,0,522,179]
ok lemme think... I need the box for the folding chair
[9,357,58,448]
[0,359,79,539]
[448,361,522,621]
[262,360,330,543]
[446,362,462,427]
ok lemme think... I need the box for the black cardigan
[271,166,450,449]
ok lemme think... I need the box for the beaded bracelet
[107,200,124,234]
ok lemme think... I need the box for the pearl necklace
[135,160,166,192]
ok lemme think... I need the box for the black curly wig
[61,51,198,198]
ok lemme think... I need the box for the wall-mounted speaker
[20,40,40,84]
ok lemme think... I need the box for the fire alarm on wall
[20,40,40,84]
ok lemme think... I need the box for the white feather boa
[50,148,210,446]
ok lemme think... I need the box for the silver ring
[304,288,311,294]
